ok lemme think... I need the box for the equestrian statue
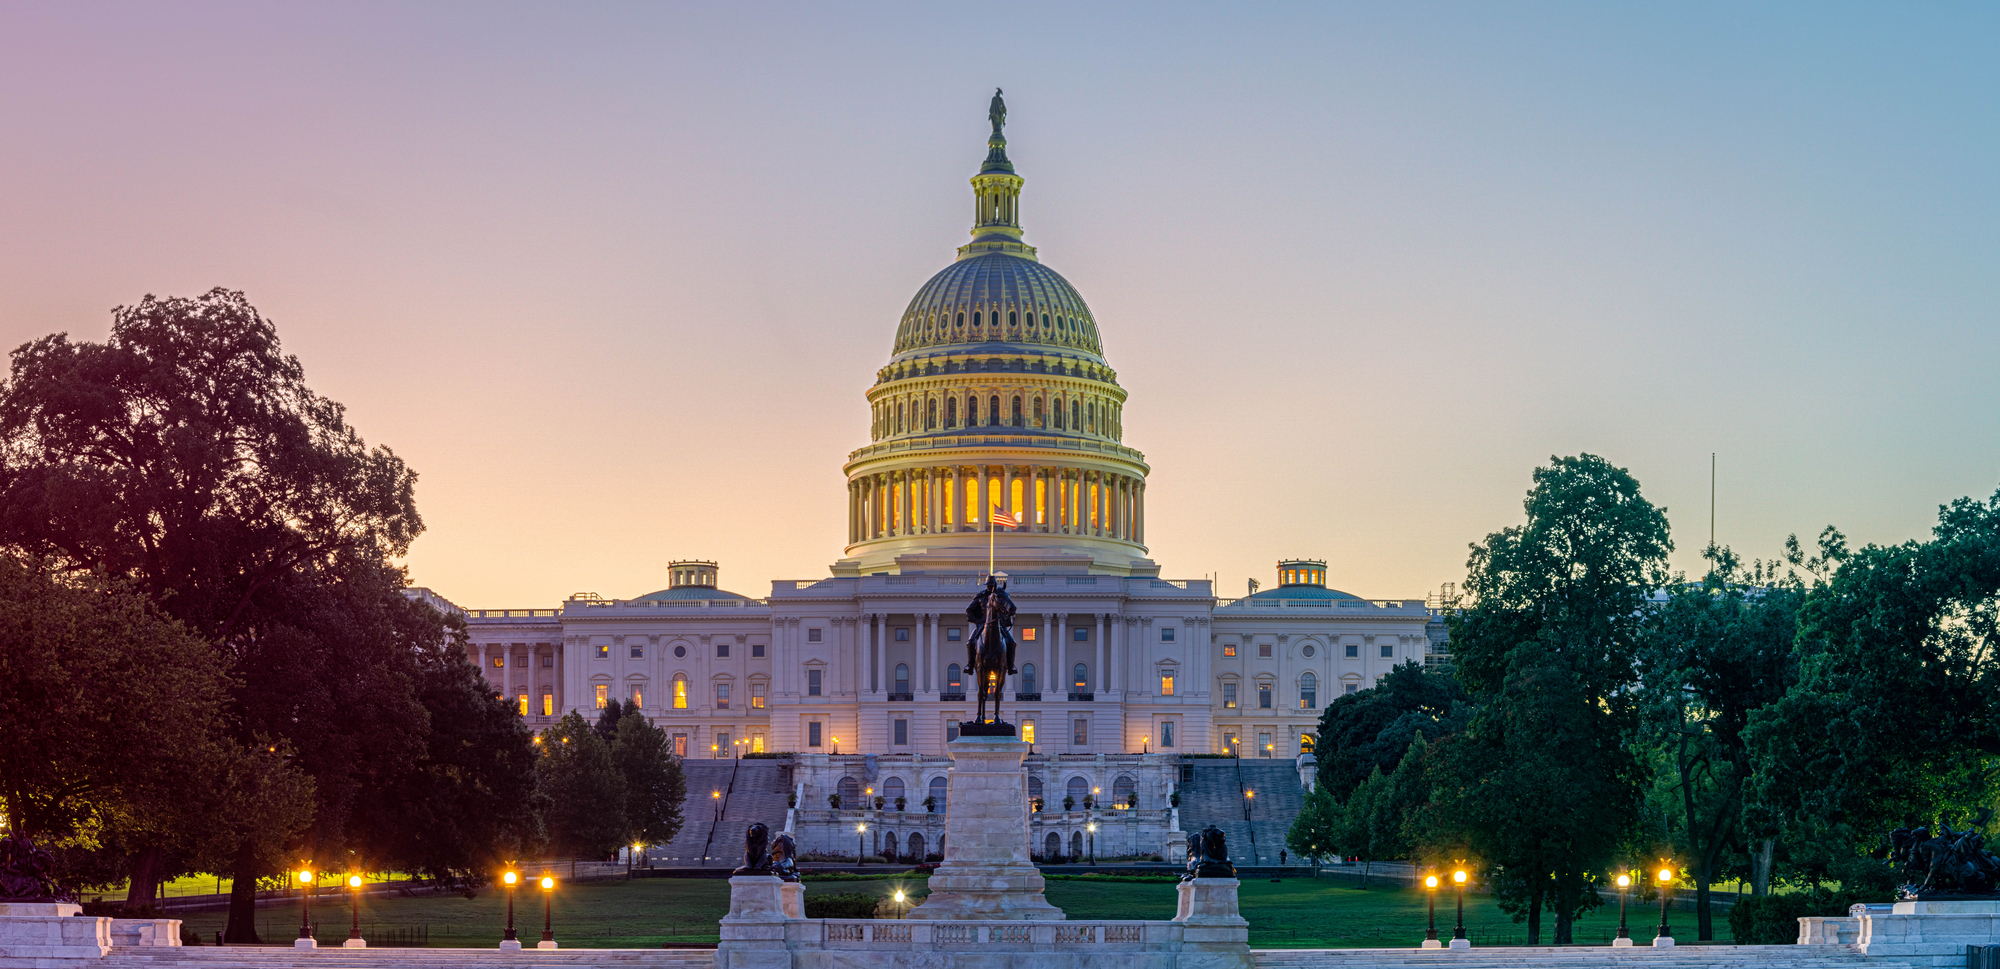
[960,574,1018,735]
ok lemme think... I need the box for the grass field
[175,874,1732,949]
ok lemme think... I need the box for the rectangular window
[542,692,553,716]
[947,628,962,642]
[594,684,609,709]
[1021,627,1036,641]
[715,731,730,756]
[946,719,960,741]
[807,669,823,696]
[752,735,765,753]
[673,733,688,757]
[1072,719,1088,746]
[1344,683,1359,696]
[1161,721,1176,748]
[674,678,688,709]
[1223,644,1237,657]
[894,719,908,745]
[807,628,823,643]
[1258,684,1273,709]
[1380,643,1393,658]
[1223,683,1237,708]
[808,722,823,748]
[596,643,609,659]
[895,628,910,642]
[491,655,505,669]
[715,683,731,709]
[1258,644,1272,658]
[514,654,525,667]
[541,655,554,668]
[1345,643,1359,658]
[518,693,529,716]
[718,642,730,658]
[1021,719,1035,745]
[631,685,644,707]
[1300,733,1315,753]
[752,642,766,657]
[751,683,766,709]
[1223,732,1239,754]
[1159,671,1175,696]
[1161,627,1176,642]
[630,644,644,659]
[1301,684,1316,709]
[1258,731,1273,757]
[1073,627,1089,642]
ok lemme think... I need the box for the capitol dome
[832,92,1157,578]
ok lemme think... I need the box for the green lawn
[175,874,1730,949]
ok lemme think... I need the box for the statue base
[904,737,1060,921]
[956,720,1015,737]
[0,902,113,961]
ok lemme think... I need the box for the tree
[536,712,628,872]
[1746,492,2000,884]
[1636,546,1800,938]
[1434,454,1670,944]
[611,709,686,856]
[1312,661,1473,801]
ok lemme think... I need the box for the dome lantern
[961,88,1034,262]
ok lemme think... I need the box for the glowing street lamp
[1423,873,1440,947]
[856,823,868,866]
[345,874,365,948]
[1654,865,1676,946]
[1451,869,1469,944]
[1614,872,1633,945]
[295,867,315,947]
[1142,735,1150,754]
[501,869,520,946]
[1087,822,1098,866]
[538,875,558,949]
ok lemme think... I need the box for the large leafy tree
[611,709,686,857]
[536,712,629,873]
[1745,492,2000,880]
[1636,547,1800,938]
[1312,662,1473,801]
[1433,454,1670,944]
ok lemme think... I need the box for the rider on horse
[965,574,1018,725]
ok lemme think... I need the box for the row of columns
[848,465,1145,546]
[471,642,562,718]
[871,392,1123,442]
[850,611,1157,700]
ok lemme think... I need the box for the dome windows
[972,311,981,328]
[989,396,1001,427]
[1008,310,1018,328]
[945,397,958,428]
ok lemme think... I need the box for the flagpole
[988,502,995,575]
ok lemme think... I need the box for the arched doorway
[1043,832,1061,860]
[838,776,860,804]
[908,832,926,861]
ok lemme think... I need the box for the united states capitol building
[423,97,1447,862]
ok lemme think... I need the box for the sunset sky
[1,3,1994,606]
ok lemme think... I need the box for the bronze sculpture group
[1183,825,1235,880]
[734,822,800,882]
[959,574,1018,736]
[1889,813,2000,898]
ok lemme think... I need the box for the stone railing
[798,919,1173,947]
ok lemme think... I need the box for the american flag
[990,505,1021,528]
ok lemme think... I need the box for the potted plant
[1082,795,1095,810]
[787,792,798,808]
[829,793,842,809]
[874,796,885,810]
[923,795,938,813]
[894,796,906,812]
[1125,793,1138,809]
[1169,790,1181,808]
[1031,797,1044,813]
[1062,795,1075,812]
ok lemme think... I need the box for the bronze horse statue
[962,575,1018,732]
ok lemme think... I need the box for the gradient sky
[2,3,1995,606]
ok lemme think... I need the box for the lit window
[1300,733,1316,753]
[542,692,553,716]
[673,677,688,709]
[808,628,823,643]
[492,655,505,669]
[1159,671,1175,696]
[947,664,963,692]
[593,684,608,709]
[631,685,644,707]
[1072,664,1088,692]
[752,735,765,753]
[1223,644,1237,658]
[1258,684,1273,709]
[1300,672,1317,709]
[1020,627,1035,641]
[673,733,687,757]
[1022,719,1036,744]
[715,683,731,709]
[807,669,823,697]
[1161,628,1175,642]
[808,722,822,747]
[596,644,609,659]
[1223,683,1238,708]
[751,683,766,709]
[1161,722,1175,748]
[518,693,529,716]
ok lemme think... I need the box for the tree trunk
[1525,882,1543,945]
[124,846,163,911]
[1551,871,1575,945]
[1752,839,1774,896]
[223,847,263,944]
[1359,859,1370,890]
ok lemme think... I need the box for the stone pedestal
[904,737,1063,921]
[0,902,113,963]
[343,937,368,948]
[498,938,522,950]
[1652,935,1675,947]
[1421,938,1442,948]
[1448,937,1470,950]
[781,882,805,920]
[1851,899,2000,968]
[1175,878,1253,969]
[718,875,791,969]
[294,937,318,949]
[537,940,559,949]
[1611,936,1634,947]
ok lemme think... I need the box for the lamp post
[501,869,520,949]
[538,875,557,949]
[1654,866,1675,947]
[1451,869,1469,949]
[1613,872,1632,946]
[856,823,868,866]
[1142,735,1150,754]
[345,874,365,948]
[893,889,907,920]
[1087,823,1097,866]
[832,736,839,754]
[1422,873,1440,948]
[295,867,315,949]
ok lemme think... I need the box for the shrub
[178,926,204,946]
[803,892,883,919]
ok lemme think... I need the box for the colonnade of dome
[847,464,1145,546]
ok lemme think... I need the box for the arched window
[956,312,964,328]
[1008,311,1017,327]
[1069,831,1084,860]
[1066,776,1089,801]
[1041,313,1050,329]
[1086,401,1094,433]
[1011,396,1023,427]
[884,777,905,800]
[1112,774,1137,806]
[1300,672,1318,710]
[1027,774,1043,798]
[1033,398,1044,427]
[1021,663,1036,694]
[895,663,910,694]
[907,831,926,861]
[973,311,982,327]
[928,775,947,809]
[839,776,861,803]
[673,675,688,709]
[946,663,962,692]
[926,399,936,429]
[1073,663,1088,692]
[946,397,957,428]
[989,396,1001,426]
[967,396,979,426]
[1072,401,1081,429]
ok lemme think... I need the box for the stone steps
[1176,760,1305,866]
[653,761,791,865]
[104,947,715,969]
[1252,943,1903,969]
